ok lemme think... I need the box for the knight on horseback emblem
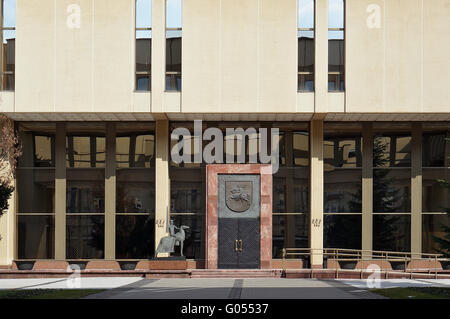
[225,181,252,213]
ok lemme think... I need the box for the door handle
[239,240,243,252]
[235,240,238,252]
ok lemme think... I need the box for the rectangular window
[17,123,56,259]
[0,0,15,91]
[324,215,361,249]
[170,167,204,260]
[298,0,314,91]
[328,0,344,91]
[116,133,155,168]
[136,0,152,91]
[373,134,412,168]
[373,215,411,252]
[116,125,156,259]
[66,135,106,168]
[273,130,310,258]
[166,0,182,91]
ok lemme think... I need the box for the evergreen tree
[372,136,405,251]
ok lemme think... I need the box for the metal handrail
[281,247,448,278]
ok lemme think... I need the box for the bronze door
[217,175,260,269]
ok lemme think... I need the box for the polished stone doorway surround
[206,164,272,269]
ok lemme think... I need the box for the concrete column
[309,119,324,267]
[105,123,116,260]
[55,123,66,260]
[411,123,422,257]
[155,119,170,254]
[152,0,166,111]
[362,123,373,258]
[315,0,328,112]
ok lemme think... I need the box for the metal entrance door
[217,175,260,269]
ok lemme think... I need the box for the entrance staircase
[190,269,283,278]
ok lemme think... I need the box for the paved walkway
[85,278,382,299]
[1,277,449,299]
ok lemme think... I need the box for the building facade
[0,0,449,269]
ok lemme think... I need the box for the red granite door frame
[206,164,272,269]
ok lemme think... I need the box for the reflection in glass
[170,165,203,259]
[324,135,362,168]
[136,31,151,91]
[273,168,309,214]
[170,168,202,212]
[422,133,447,167]
[328,36,344,92]
[273,215,309,258]
[328,0,344,29]
[278,132,286,166]
[18,215,54,259]
[166,0,182,92]
[33,135,55,167]
[1,0,15,90]
[117,169,155,214]
[423,169,450,213]
[116,215,155,259]
[17,169,55,214]
[116,134,155,168]
[66,169,105,213]
[166,0,182,29]
[136,0,151,28]
[373,134,411,167]
[324,215,361,249]
[172,215,204,259]
[166,30,182,91]
[373,169,411,213]
[373,215,411,252]
[328,0,344,92]
[293,131,309,167]
[66,215,104,259]
[423,214,449,254]
[298,0,314,92]
[298,0,314,29]
[66,136,105,168]
[170,133,201,167]
[1,32,14,90]
[298,31,314,92]
[324,169,362,213]
[171,183,201,214]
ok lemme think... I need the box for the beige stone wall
[15,0,135,113]
[346,0,450,113]
[0,0,445,115]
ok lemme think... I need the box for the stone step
[190,269,283,278]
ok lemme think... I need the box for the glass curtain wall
[323,123,362,249]
[17,123,56,259]
[273,126,310,258]
[115,124,156,259]
[66,123,106,259]
[422,124,450,254]
[373,124,412,252]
